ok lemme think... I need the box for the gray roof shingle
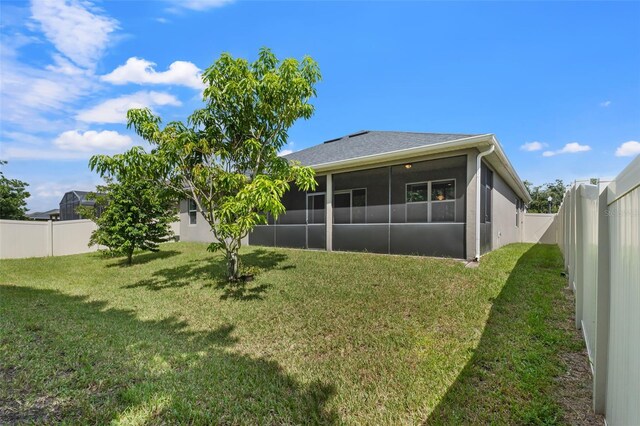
[284,131,480,166]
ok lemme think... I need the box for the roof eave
[301,133,531,203]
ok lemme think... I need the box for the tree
[0,160,30,220]
[100,48,320,280]
[80,148,178,265]
[524,179,567,213]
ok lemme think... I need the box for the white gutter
[475,144,495,261]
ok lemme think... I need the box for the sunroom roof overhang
[303,134,531,203]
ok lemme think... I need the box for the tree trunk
[226,250,239,281]
[127,249,133,266]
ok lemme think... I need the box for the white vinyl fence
[0,219,99,259]
[556,155,640,425]
[0,219,182,260]
[522,213,556,244]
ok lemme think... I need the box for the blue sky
[1,0,639,212]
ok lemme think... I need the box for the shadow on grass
[0,285,336,424]
[125,248,290,301]
[105,249,181,268]
[425,244,578,425]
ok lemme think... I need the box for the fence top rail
[607,155,640,205]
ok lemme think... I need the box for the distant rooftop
[27,209,60,220]
[284,131,480,167]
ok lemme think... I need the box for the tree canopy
[82,148,177,265]
[524,179,567,213]
[95,48,321,279]
[0,160,31,220]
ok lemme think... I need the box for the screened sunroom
[190,130,530,261]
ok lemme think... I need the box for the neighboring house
[27,209,60,221]
[179,131,532,260]
[59,190,104,221]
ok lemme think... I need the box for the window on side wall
[188,199,197,225]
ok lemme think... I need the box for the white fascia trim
[311,134,493,172]
[309,133,532,203]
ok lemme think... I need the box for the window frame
[306,192,326,225]
[333,188,367,224]
[188,199,197,226]
[405,178,456,223]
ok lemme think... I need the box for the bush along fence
[556,155,640,425]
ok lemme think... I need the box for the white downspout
[475,144,495,261]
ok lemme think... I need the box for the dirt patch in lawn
[555,287,604,426]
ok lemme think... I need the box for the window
[188,199,197,225]
[406,183,428,202]
[333,188,367,224]
[406,179,456,223]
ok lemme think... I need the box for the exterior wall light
[404,163,412,169]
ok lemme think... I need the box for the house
[27,209,60,221]
[180,131,532,260]
[59,190,103,221]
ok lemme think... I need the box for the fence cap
[607,155,640,205]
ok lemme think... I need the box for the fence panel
[578,184,599,363]
[0,219,50,259]
[604,167,640,425]
[554,155,640,424]
[52,220,99,256]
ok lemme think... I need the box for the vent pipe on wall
[475,144,495,261]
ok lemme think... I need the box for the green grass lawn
[0,242,581,425]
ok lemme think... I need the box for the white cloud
[76,91,181,124]
[1,131,47,146]
[2,147,92,160]
[156,17,170,24]
[600,100,611,107]
[542,142,592,157]
[30,0,118,69]
[165,0,235,12]
[520,141,547,152]
[53,130,133,152]
[0,0,117,130]
[0,53,96,127]
[278,149,293,157]
[615,141,640,157]
[102,57,205,89]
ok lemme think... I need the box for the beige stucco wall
[179,199,217,243]
[491,169,524,249]
[523,213,557,244]
[178,199,248,246]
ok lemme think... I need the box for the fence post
[575,185,584,330]
[592,185,610,414]
[47,220,54,257]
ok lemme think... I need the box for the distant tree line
[524,179,567,213]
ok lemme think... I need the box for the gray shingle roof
[284,131,480,166]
